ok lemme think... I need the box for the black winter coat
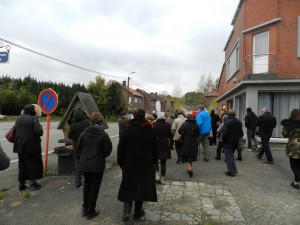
[78,125,112,173]
[117,118,159,202]
[210,113,221,131]
[257,112,277,139]
[222,116,244,149]
[245,111,258,129]
[153,119,172,160]
[68,109,91,159]
[179,120,199,157]
[13,107,43,154]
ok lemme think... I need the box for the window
[134,96,142,104]
[298,16,300,58]
[226,41,239,80]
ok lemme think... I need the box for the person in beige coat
[171,111,186,163]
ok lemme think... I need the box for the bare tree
[172,85,182,98]
[197,73,217,94]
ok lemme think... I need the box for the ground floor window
[258,92,300,137]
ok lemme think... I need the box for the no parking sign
[38,88,59,171]
[38,88,58,114]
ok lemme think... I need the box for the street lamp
[127,72,136,111]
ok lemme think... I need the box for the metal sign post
[38,88,58,171]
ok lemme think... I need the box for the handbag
[177,123,185,145]
[5,125,16,143]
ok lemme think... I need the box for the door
[253,31,269,74]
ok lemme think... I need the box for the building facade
[216,0,300,137]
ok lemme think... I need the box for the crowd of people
[1,103,300,222]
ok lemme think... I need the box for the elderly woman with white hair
[153,112,172,184]
[13,104,44,191]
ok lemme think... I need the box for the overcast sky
[0,0,239,96]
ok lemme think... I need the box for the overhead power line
[0,37,126,80]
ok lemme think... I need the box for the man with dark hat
[222,110,244,177]
[245,107,260,151]
[118,111,129,139]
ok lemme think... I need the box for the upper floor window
[298,16,300,58]
[226,41,239,81]
[134,96,142,104]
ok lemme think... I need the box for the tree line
[0,75,126,118]
[0,73,217,118]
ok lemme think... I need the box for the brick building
[216,0,300,137]
[119,82,144,110]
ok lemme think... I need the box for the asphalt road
[0,121,120,162]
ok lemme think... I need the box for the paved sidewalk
[1,147,300,225]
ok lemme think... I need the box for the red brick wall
[217,0,300,100]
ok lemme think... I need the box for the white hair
[262,107,269,113]
[157,112,165,119]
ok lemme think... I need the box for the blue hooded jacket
[196,109,212,135]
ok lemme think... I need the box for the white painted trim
[242,17,282,34]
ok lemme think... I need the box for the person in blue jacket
[196,105,212,162]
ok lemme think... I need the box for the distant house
[119,82,144,111]
[204,90,217,110]
[161,96,175,113]
[216,0,300,137]
[136,89,156,113]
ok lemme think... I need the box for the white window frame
[226,40,240,81]
[298,16,300,58]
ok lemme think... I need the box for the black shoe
[215,157,220,160]
[225,172,235,177]
[87,210,99,220]
[30,180,41,190]
[123,212,130,222]
[236,157,242,161]
[134,209,145,220]
[19,183,27,191]
[291,182,300,189]
[187,170,194,178]
[203,159,209,162]
[176,159,181,164]
[75,182,81,188]
[256,154,262,160]
[81,208,87,217]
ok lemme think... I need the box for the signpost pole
[38,88,58,172]
[44,114,51,171]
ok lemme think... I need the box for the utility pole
[127,72,135,111]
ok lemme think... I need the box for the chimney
[122,81,126,87]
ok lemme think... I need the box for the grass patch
[22,191,31,200]
[0,191,4,200]
[0,115,62,123]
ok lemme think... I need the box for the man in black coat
[117,109,159,222]
[256,107,277,164]
[77,112,112,220]
[245,107,260,151]
[222,110,244,177]
[209,109,220,146]
[68,108,91,188]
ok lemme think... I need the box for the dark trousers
[209,129,217,146]
[82,172,103,213]
[175,141,182,159]
[216,141,223,159]
[74,158,82,185]
[155,159,167,176]
[124,201,143,214]
[224,147,237,175]
[258,137,273,161]
[290,157,300,182]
